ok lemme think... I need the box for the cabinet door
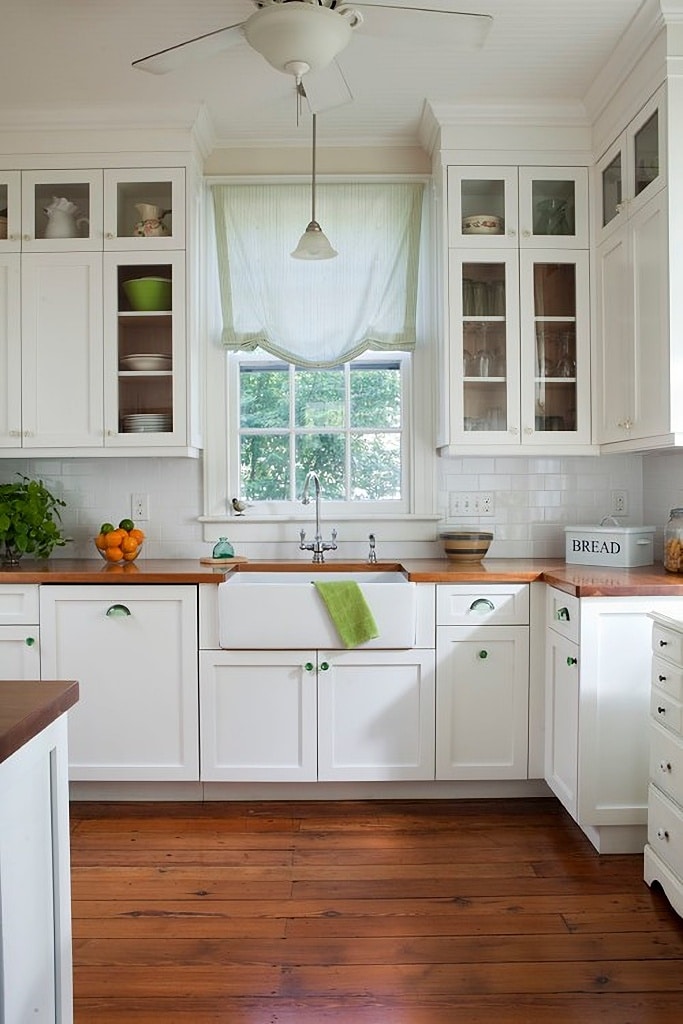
[518,167,589,248]
[595,225,631,443]
[447,249,520,444]
[0,172,21,251]
[0,253,21,446]
[21,251,104,447]
[435,625,529,780]
[103,250,187,446]
[447,166,518,247]
[39,585,198,781]
[317,649,435,781]
[520,249,591,444]
[0,627,40,679]
[21,169,103,251]
[103,167,185,250]
[544,628,579,816]
[199,649,317,782]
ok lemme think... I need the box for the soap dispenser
[212,537,235,559]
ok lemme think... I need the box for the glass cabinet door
[600,144,623,234]
[520,252,590,444]
[0,173,21,251]
[447,167,517,247]
[103,251,186,446]
[519,168,588,248]
[449,251,520,443]
[20,170,103,251]
[103,168,185,250]
[633,108,659,197]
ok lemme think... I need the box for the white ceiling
[1,0,651,149]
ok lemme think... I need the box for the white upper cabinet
[518,167,589,249]
[20,169,103,251]
[448,167,519,248]
[103,168,185,250]
[595,86,665,247]
[0,173,21,251]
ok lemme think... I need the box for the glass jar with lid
[663,508,683,572]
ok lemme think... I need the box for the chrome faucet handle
[368,533,377,564]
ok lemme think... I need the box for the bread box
[565,524,655,567]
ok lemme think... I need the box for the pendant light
[291,113,337,260]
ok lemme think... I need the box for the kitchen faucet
[299,470,337,564]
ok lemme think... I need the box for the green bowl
[122,276,172,312]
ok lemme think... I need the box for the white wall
[643,451,683,560]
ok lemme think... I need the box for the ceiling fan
[133,0,492,112]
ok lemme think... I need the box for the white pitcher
[43,196,89,239]
[133,203,170,237]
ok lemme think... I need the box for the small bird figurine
[231,497,251,516]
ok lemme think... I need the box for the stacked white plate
[122,413,172,433]
[120,353,172,372]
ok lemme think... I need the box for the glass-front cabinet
[103,168,185,250]
[596,86,665,244]
[446,249,590,449]
[0,173,21,251]
[103,251,186,447]
[448,166,588,249]
[20,169,103,251]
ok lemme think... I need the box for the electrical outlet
[449,492,495,517]
[610,490,628,516]
[131,493,149,521]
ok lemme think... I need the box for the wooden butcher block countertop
[0,680,79,765]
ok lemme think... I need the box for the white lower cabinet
[544,586,683,852]
[435,583,530,780]
[199,648,436,782]
[39,585,198,781]
[0,585,41,679]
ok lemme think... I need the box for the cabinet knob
[566,656,578,666]
[469,598,494,613]
[23,234,31,241]
[658,761,672,773]
[656,828,670,841]
[9,233,20,241]
[657,706,667,716]
[659,639,668,647]
[659,674,667,682]
[304,662,314,672]
[106,603,131,617]
[524,426,533,435]
[22,429,33,437]
[616,418,633,431]
[319,661,330,672]
[507,229,516,237]
[522,229,531,238]
[105,232,115,239]
[477,649,488,660]
[556,607,570,621]
[8,429,21,437]
[25,636,36,647]
[509,427,519,435]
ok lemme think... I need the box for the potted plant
[0,475,69,564]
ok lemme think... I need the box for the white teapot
[43,196,89,239]
[133,203,170,238]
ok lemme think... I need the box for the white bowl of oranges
[94,519,145,564]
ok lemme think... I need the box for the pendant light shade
[291,113,337,261]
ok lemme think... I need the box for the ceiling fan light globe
[291,221,338,260]
[245,2,357,76]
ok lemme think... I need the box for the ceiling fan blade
[352,5,493,49]
[302,61,354,114]
[132,22,246,75]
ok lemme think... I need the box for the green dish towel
[313,580,380,648]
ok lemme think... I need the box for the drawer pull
[656,828,670,841]
[658,674,667,683]
[105,604,131,618]
[319,661,330,672]
[659,639,668,647]
[24,636,36,647]
[556,607,570,621]
[478,649,488,660]
[657,706,667,716]
[469,598,495,613]
[658,761,672,774]
[304,662,314,673]
[566,656,578,667]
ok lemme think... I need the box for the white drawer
[652,621,683,666]
[652,656,683,702]
[436,583,529,626]
[0,585,40,625]
[545,587,579,643]
[651,686,683,737]
[648,784,683,879]
[650,721,683,806]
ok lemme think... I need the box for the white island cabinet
[39,585,198,781]
[544,586,683,853]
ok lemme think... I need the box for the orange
[105,529,125,547]
[105,546,124,562]
[94,533,107,550]
[121,535,138,553]
[129,528,145,542]
[122,549,139,561]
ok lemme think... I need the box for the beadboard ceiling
[1,0,651,149]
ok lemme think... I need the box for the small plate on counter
[120,353,172,372]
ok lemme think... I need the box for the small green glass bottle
[212,537,234,559]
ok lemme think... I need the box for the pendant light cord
[311,112,317,225]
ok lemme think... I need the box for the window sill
[200,513,441,546]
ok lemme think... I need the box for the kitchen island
[0,679,79,1024]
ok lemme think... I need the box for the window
[234,352,408,509]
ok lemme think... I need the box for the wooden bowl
[440,531,493,562]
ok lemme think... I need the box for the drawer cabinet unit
[436,584,530,780]
[0,585,40,679]
[645,612,683,917]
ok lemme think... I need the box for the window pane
[240,366,289,428]
[351,434,401,500]
[240,435,290,499]
[296,434,345,499]
[350,365,401,428]
[295,368,345,427]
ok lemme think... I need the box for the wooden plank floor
[69,798,683,1022]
